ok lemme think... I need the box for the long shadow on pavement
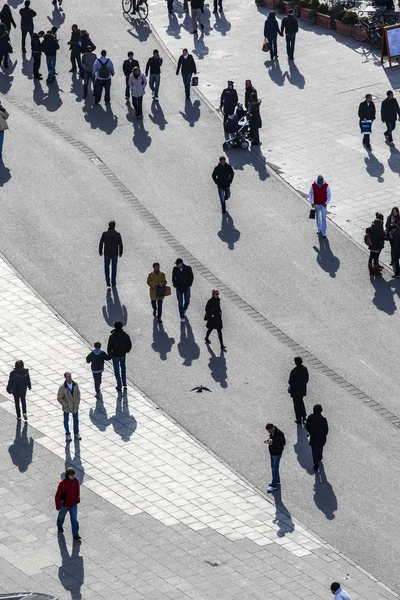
[313,466,338,520]
[47,6,66,29]
[271,487,295,537]
[109,389,137,442]
[213,11,231,36]
[58,535,84,600]
[364,151,384,182]
[152,319,175,360]
[206,344,227,388]
[83,102,118,134]
[388,145,400,177]
[369,275,397,315]
[283,60,305,89]
[192,33,209,61]
[226,146,269,181]
[0,61,17,94]
[293,423,315,475]
[180,98,201,127]
[149,99,168,130]
[33,80,63,112]
[265,59,286,87]
[178,319,200,366]
[0,159,11,186]
[64,439,85,484]
[103,287,128,326]
[313,236,340,278]
[217,211,240,250]
[8,421,34,473]
[89,391,109,432]
[166,12,182,38]
[125,16,152,41]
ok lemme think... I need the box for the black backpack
[98,58,109,78]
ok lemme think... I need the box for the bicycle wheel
[370,30,382,48]
[122,0,132,14]
[350,24,368,42]
[137,0,149,19]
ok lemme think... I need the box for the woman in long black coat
[204,290,226,351]
[0,4,16,34]
[0,23,11,68]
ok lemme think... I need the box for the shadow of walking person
[313,467,338,520]
[47,5,65,29]
[364,152,384,182]
[83,102,118,134]
[213,11,231,35]
[369,276,397,315]
[284,60,305,89]
[89,392,110,432]
[149,99,168,130]
[64,439,85,484]
[152,320,175,360]
[132,117,152,152]
[388,144,400,177]
[313,237,340,278]
[102,288,128,326]
[206,344,227,388]
[178,320,200,366]
[179,99,201,127]
[166,12,182,38]
[58,534,84,600]
[271,487,295,537]
[266,59,286,87]
[8,421,33,473]
[109,389,137,442]
[293,424,314,475]
[218,211,240,250]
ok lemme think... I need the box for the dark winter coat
[176,53,196,75]
[55,476,80,510]
[385,213,400,233]
[381,97,400,123]
[19,5,36,29]
[79,32,96,52]
[391,226,400,258]
[99,228,123,257]
[220,87,238,113]
[0,6,16,30]
[212,163,234,189]
[267,427,286,456]
[86,349,110,372]
[281,14,298,34]
[264,18,281,39]
[288,365,309,398]
[107,328,132,358]
[305,413,329,446]
[249,101,262,129]
[41,33,59,56]
[31,32,42,54]
[172,264,194,292]
[358,100,376,122]
[366,222,385,252]
[68,29,81,49]
[245,85,257,108]
[145,56,163,75]
[204,297,223,330]
[123,57,139,77]
[0,29,11,54]
[191,0,203,9]
[6,368,31,396]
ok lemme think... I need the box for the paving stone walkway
[0,251,395,596]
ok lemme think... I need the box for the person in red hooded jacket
[55,467,81,541]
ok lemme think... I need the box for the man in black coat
[123,52,139,101]
[172,258,194,322]
[176,48,197,100]
[107,321,132,391]
[358,93,375,151]
[99,220,123,287]
[31,30,44,79]
[19,0,36,53]
[7,360,31,420]
[41,30,59,84]
[264,423,286,492]
[281,9,298,60]
[288,356,309,424]
[244,79,257,109]
[212,156,234,213]
[305,404,329,471]
[220,81,238,129]
[381,90,400,146]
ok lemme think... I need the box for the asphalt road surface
[0,0,399,591]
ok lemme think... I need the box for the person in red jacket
[55,467,81,541]
[308,175,331,238]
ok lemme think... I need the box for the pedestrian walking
[145,49,163,101]
[123,51,139,101]
[220,80,238,129]
[55,467,81,541]
[79,29,95,54]
[281,9,298,60]
[212,156,234,213]
[86,342,110,396]
[330,583,351,600]
[176,48,197,100]
[358,93,375,151]
[172,258,194,322]
[41,29,59,84]
[19,0,36,54]
[31,30,44,79]
[264,12,283,60]
[0,4,16,34]
[93,49,115,105]
[248,94,262,146]
[305,404,329,472]
[244,79,257,110]
[0,100,9,158]
[68,24,81,72]
[57,372,81,442]
[381,90,400,146]
[365,212,385,276]
[264,423,286,492]
[308,175,331,237]
[0,24,11,69]
[147,262,168,324]
[288,356,309,424]
[128,66,147,118]
[390,223,400,278]
[107,321,132,391]
[190,0,204,34]
[81,46,96,98]
[6,360,31,421]
[98,220,123,287]
[204,290,226,350]
[385,207,400,264]
[213,0,223,13]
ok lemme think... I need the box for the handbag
[191,75,198,86]
[360,120,372,134]
[157,285,166,297]
[262,40,270,52]
[309,208,315,219]
[156,285,171,299]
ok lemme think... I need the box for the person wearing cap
[128,65,147,118]
[172,259,194,322]
[220,81,238,130]
[308,176,331,237]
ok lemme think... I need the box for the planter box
[264,0,275,7]
[300,7,312,18]
[316,12,331,27]
[334,19,352,35]
[283,1,293,12]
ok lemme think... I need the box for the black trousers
[311,444,323,467]
[368,249,381,267]
[213,0,222,9]
[0,52,9,68]
[21,28,33,52]
[92,372,102,393]
[167,0,174,11]
[33,53,41,77]
[125,75,130,99]
[132,95,143,116]
[70,48,82,70]
[14,393,27,418]
[206,327,223,345]
[292,396,306,422]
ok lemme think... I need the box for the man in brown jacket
[57,372,81,442]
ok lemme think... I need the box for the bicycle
[122,0,149,19]
[350,12,382,48]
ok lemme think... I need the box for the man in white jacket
[128,66,147,118]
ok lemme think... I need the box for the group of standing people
[365,207,400,277]
[220,79,262,146]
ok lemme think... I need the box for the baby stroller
[223,114,250,150]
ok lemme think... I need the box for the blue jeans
[285,33,296,58]
[385,120,396,142]
[112,356,126,388]
[104,255,118,285]
[218,187,230,212]
[150,73,160,97]
[46,55,57,82]
[176,288,191,318]
[57,504,79,536]
[270,454,281,488]
[314,204,327,235]
[95,78,111,103]
[181,72,193,97]
[0,130,4,156]
[83,71,94,97]
[64,412,79,436]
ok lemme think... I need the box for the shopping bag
[360,120,372,134]
[309,208,316,219]
[262,40,270,52]
[192,76,198,86]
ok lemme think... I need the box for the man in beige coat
[0,102,9,159]
[57,372,81,442]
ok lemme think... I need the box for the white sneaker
[154,96,159,101]
[66,435,72,442]
[268,482,280,486]
[180,317,185,323]
[267,485,277,493]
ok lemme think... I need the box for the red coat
[55,477,80,510]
